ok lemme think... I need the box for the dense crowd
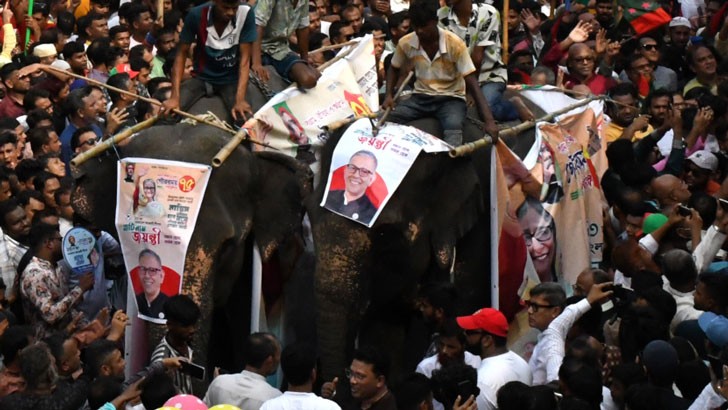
[0,0,726,407]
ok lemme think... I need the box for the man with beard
[415,320,481,410]
[594,0,632,40]
[683,150,720,195]
[417,282,458,358]
[456,308,531,410]
[322,346,397,410]
[150,295,200,394]
[660,17,692,85]
[0,63,31,118]
[605,83,653,143]
[19,223,95,338]
[0,199,30,301]
[151,28,178,79]
[620,37,677,93]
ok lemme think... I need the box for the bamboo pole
[377,70,414,128]
[71,117,158,167]
[212,128,248,168]
[449,94,601,157]
[309,39,359,55]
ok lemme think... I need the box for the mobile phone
[708,355,724,379]
[677,204,692,217]
[179,360,206,380]
[718,198,728,211]
[456,380,478,400]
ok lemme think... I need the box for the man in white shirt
[261,342,340,410]
[528,282,612,385]
[415,320,481,410]
[661,249,701,333]
[456,307,531,410]
[204,332,282,409]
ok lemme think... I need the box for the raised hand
[568,20,592,44]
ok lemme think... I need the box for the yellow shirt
[605,121,654,143]
[391,28,476,99]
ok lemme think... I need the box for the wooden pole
[502,0,510,64]
[71,117,158,167]
[212,128,248,168]
[377,71,414,128]
[449,94,601,157]
[309,39,359,55]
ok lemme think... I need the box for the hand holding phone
[179,360,206,380]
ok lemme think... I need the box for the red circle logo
[178,176,196,192]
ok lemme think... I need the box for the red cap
[110,63,139,79]
[456,308,508,337]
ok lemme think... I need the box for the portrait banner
[248,36,378,175]
[114,158,211,323]
[320,119,449,227]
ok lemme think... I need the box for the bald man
[650,174,691,211]
[564,43,617,95]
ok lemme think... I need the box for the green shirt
[151,55,166,79]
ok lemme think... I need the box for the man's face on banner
[138,254,164,295]
[345,154,376,200]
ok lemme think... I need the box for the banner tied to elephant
[244,35,379,178]
[115,159,212,324]
[320,118,451,227]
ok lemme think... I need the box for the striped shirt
[151,335,194,394]
[391,28,476,99]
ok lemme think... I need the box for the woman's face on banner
[143,181,156,201]
[520,206,555,281]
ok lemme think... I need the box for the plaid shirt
[0,231,28,299]
[20,256,83,338]
[437,3,507,84]
[255,0,309,60]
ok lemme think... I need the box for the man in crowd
[322,346,398,410]
[0,199,29,301]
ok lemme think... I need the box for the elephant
[308,95,545,383]
[71,70,312,390]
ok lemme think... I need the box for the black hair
[32,171,58,194]
[64,86,93,119]
[388,10,409,30]
[558,397,593,410]
[130,57,151,72]
[280,342,317,386]
[638,286,677,324]
[566,335,601,369]
[26,109,53,129]
[245,332,277,368]
[353,345,390,379]
[109,24,130,39]
[431,362,479,409]
[0,63,18,84]
[163,294,201,327]
[129,44,148,62]
[107,73,131,103]
[16,189,44,209]
[31,208,59,226]
[644,89,673,112]
[128,4,151,26]
[42,332,70,371]
[19,343,56,390]
[14,159,44,184]
[83,339,121,380]
[439,318,467,347]
[87,376,122,409]
[0,198,22,229]
[87,37,112,66]
[408,0,438,27]
[23,88,51,112]
[62,41,85,60]
[698,271,728,314]
[28,127,53,154]
[1,325,33,367]
[71,126,97,152]
[0,117,19,131]
[608,82,639,101]
[529,282,566,308]
[0,130,17,148]
[496,381,531,410]
[394,373,432,410]
[329,21,347,39]
[688,192,717,229]
[558,357,602,410]
[140,373,177,409]
[152,87,172,103]
[566,296,602,340]
[56,11,75,36]
[610,362,646,389]
[104,47,126,68]
[163,10,182,31]
[53,181,71,207]
[619,305,671,363]
[38,27,61,46]
[147,77,171,96]
[687,44,720,67]
[418,282,458,318]
[675,360,710,401]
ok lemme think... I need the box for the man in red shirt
[0,63,30,118]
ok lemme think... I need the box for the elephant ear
[427,156,484,270]
[252,151,314,262]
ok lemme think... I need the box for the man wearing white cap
[32,44,58,65]
[456,308,531,410]
[661,17,692,85]
[684,150,719,195]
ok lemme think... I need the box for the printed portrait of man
[135,248,170,320]
[124,163,135,183]
[325,150,379,224]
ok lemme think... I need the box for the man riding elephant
[161,0,257,123]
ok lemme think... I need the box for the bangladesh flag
[620,0,672,35]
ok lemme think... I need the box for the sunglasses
[642,44,658,51]
[80,138,98,147]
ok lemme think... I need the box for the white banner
[320,119,449,227]
[115,158,211,323]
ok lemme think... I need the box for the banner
[320,119,449,227]
[115,159,211,323]
[249,36,379,174]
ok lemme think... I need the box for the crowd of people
[0,0,726,406]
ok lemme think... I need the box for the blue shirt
[180,2,257,85]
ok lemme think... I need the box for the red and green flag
[620,0,672,35]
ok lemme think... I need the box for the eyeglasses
[346,164,374,177]
[345,368,367,381]
[139,266,162,275]
[80,138,98,147]
[143,186,156,191]
[525,300,556,311]
[570,56,595,64]
[641,44,658,51]
[523,227,553,245]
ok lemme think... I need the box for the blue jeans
[481,81,518,121]
[387,94,466,145]
[263,52,305,81]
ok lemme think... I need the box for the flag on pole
[619,0,672,34]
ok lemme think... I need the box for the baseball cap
[110,63,139,79]
[456,308,508,337]
[669,17,691,29]
[687,150,718,172]
[698,312,728,348]
[642,213,668,235]
[33,43,57,59]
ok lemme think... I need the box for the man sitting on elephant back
[161,0,256,122]
[382,0,499,147]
